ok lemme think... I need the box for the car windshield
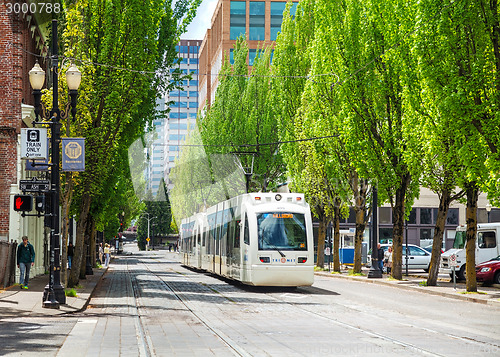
[257,212,307,251]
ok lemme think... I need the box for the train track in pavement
[128,253,500,357]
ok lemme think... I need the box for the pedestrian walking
[67,242,74,270]
[98,243,104,265]
[104,243,110,267]
[384,245,393,275]
[377,243,385,273]
[17,236,35,289]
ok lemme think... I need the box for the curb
[314,271,500,307]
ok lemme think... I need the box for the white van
[441,223,500,279]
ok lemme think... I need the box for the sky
[180,0,219,40]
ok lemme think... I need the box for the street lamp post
[29,20,82,308]
[142,213,156,250]
[486,203,492,223]
[368,186,382,278]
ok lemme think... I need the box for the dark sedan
[476,255,500,284]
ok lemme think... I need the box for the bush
[65,288,77,297]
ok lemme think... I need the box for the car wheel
[457,265,466,281]
[495,271,500,285]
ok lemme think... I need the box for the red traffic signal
[14,195,33,212]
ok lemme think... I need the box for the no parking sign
[449,254,459,268]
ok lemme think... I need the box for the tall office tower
[164,39,202,191]
[198,0,298,111]
[146,96,167,196]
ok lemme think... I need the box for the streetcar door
[241,213,250,283]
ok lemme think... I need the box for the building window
[270,2,298,41]
[248,49,258,65]
[379,228,393,244]
[408,208,417,224]
[190,80,198,86]
[379,207,391,224]
[170,123,188,130]
[170,112,188,119]
[446,208,459,225]
[230,1,246,40]
[420,208,432,224]
[249,2,265,41]
[190,58,199,64]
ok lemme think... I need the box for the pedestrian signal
[35,196,45,212]
[14,195,33,212]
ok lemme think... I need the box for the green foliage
[61,0,200,287]
[137,179,173,250]
[65,288,77,297]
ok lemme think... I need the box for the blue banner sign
[62,138,85,171]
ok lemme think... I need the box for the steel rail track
[151,256,500,356]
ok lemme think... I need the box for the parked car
[367,244,431,272]
[423,245,444,254]
[476,255,500,284]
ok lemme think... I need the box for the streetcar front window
[257,212,307,251]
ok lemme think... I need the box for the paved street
[1,243,500,356]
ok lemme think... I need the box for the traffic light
[35,195,45,212]
[13,195,33,212]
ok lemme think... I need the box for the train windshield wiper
[262,237,285,257]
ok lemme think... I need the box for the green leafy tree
[415,0,491,291]
[61,0,200,287]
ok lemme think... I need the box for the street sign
[146,238,150,242]
[20,128,48,160]
[19,178,51,192]
[449,254,459,268]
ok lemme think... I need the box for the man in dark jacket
[17,235,35,289]
[377,243,385,273]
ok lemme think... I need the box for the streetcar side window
[244,215,250,245]
[234,219,241,248]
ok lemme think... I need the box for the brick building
[0,9,49,280]
[198,0,298,110]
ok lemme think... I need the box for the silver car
[367,244,431,272]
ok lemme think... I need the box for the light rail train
[180,193,314,286]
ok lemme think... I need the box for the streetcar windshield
[257,212,307,251]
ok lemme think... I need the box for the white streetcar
[180,192,314,286]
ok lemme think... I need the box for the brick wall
[0,11,44,239]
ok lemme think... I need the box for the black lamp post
[29,20,82,308]
[486,203,492,223]
[368,186,382,278]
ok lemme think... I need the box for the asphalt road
[3,244,500,356]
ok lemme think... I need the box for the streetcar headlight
[298,257,307,263]
[275,194,282,201]
[259,256,270,263]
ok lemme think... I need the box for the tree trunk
[391,172,411,280]
[427,187,451,286]
[352,176,368,274]
[333,197,342,272]
[465,182,479,292]
[316,215,327,268]
[68,192,91,288]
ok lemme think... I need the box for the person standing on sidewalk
[67,242,74,270]
[104,243,110,267]
[377,243,385,273]
[17,236,35,289]
[384,245,393,275]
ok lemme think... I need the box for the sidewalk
[0,267,106,318]
[315,268,500,306]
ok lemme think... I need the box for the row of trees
[173,0,500,292]
[48,0,200,287]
